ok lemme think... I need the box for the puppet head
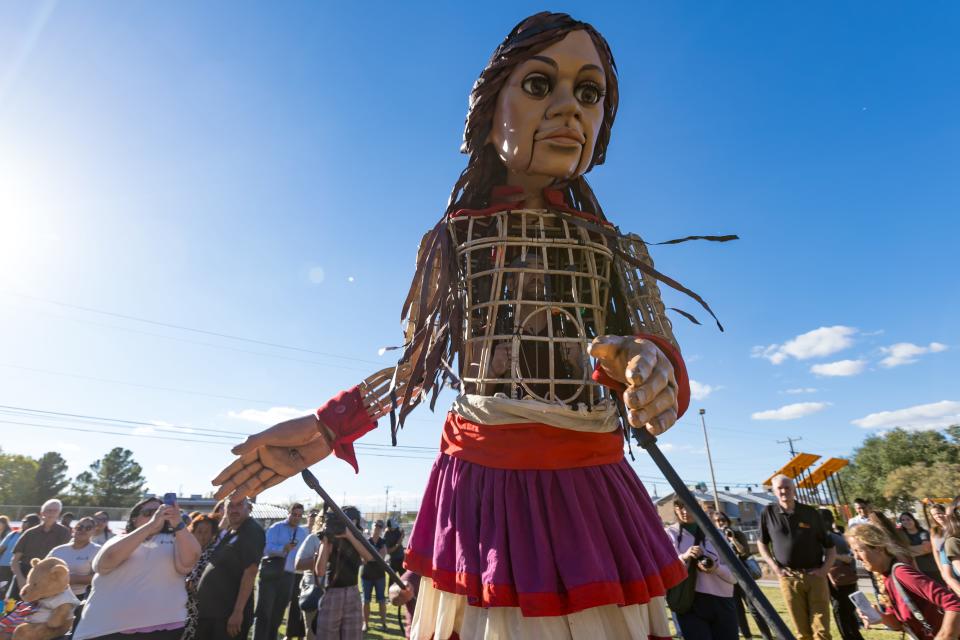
[448,12,619,215]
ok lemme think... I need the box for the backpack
[889,562,940,640]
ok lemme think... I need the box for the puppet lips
[537,128,584,144]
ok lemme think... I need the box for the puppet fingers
[239,470,285,497]
[212,449,259,485]
[626,385,678,430]
[625,366,671,410]
[213,458,265,500]
[231,468,276,499]
[648,407,679,436]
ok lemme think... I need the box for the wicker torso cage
[450,209,675,409]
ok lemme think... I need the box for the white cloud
[752,326,857,364]
[879,342,948,368]
[785,387,818,394]
[690,380,715,401]
[228,407,308,426]
[751,402,830,421]
[852,400,960,431]
[810,359,867,377]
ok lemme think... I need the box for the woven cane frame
[452,210,612,406]
[614,234,678,350]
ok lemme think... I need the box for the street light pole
[700,408,721,514]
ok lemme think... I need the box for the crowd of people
[0,497,409,639]
[668,475,960,640]
[6,483,960,639]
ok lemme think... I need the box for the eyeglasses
[75,524,94,531]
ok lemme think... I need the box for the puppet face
[489,30,606,183]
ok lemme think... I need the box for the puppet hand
[359,364,420,421]
[389,583,415,606]
[589,335,678,436]
[212,416,332,499]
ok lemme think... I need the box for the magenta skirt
[404,452,685,618]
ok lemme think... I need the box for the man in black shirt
[196,495,265,639]
[759,474,836,640]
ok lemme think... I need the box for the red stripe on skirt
[405,546,687,618]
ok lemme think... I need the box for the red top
[449,185,613,227]
[885,563,960,640]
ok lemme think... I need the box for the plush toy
[0,557,79,640]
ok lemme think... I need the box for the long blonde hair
[846,523,910,562]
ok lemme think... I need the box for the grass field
[279,583,898,639]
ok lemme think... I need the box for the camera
[697,556,715,571]
[322,506,361,539]
[722,527,734,538]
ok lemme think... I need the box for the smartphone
[162,492,177,506]
[848,591,883,624]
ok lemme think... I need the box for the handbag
[666,527,704,615]
[828,560,859,587]
[299,576,325,612]
[745,556,763,580]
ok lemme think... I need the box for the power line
[3,291,386,365]
[0,363,290,407]
[0,404,765,487]
[6,306,377,373]
[0,418,440,461]
[0,404,439,454]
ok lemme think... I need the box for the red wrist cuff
[590,334,690,419]
[316,386,377,474]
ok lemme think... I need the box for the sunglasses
[138,507,159,518]
[75,524,95,531]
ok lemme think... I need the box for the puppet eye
[575,81,604,105]
[521,73,552,98]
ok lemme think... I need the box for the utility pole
[777,436,802,457]
[384,485,392,519]
[699,409,721,514]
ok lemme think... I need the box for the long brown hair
[448,12,619,217]
[924,501,946,537]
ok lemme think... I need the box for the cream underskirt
[409,577,673,640]
[449,393,620,433]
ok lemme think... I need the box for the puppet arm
[587,233,691,436]
[213,233,435,499]
[212,362,421,498]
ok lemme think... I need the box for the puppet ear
[31,557,41,567]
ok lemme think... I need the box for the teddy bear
[0,557,79,640]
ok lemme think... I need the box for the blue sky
[1,2,957,511]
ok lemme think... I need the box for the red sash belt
[440,412,624,470]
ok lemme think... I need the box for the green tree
[842,427,960,510]
[883,462,960,508]
[34,452,70,502]
[0,449,39,504]
[71,448,147,507]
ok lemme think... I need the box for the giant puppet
[214,12,727,639]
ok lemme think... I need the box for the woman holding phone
[847,523,960,640]
[73,496,201,640]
